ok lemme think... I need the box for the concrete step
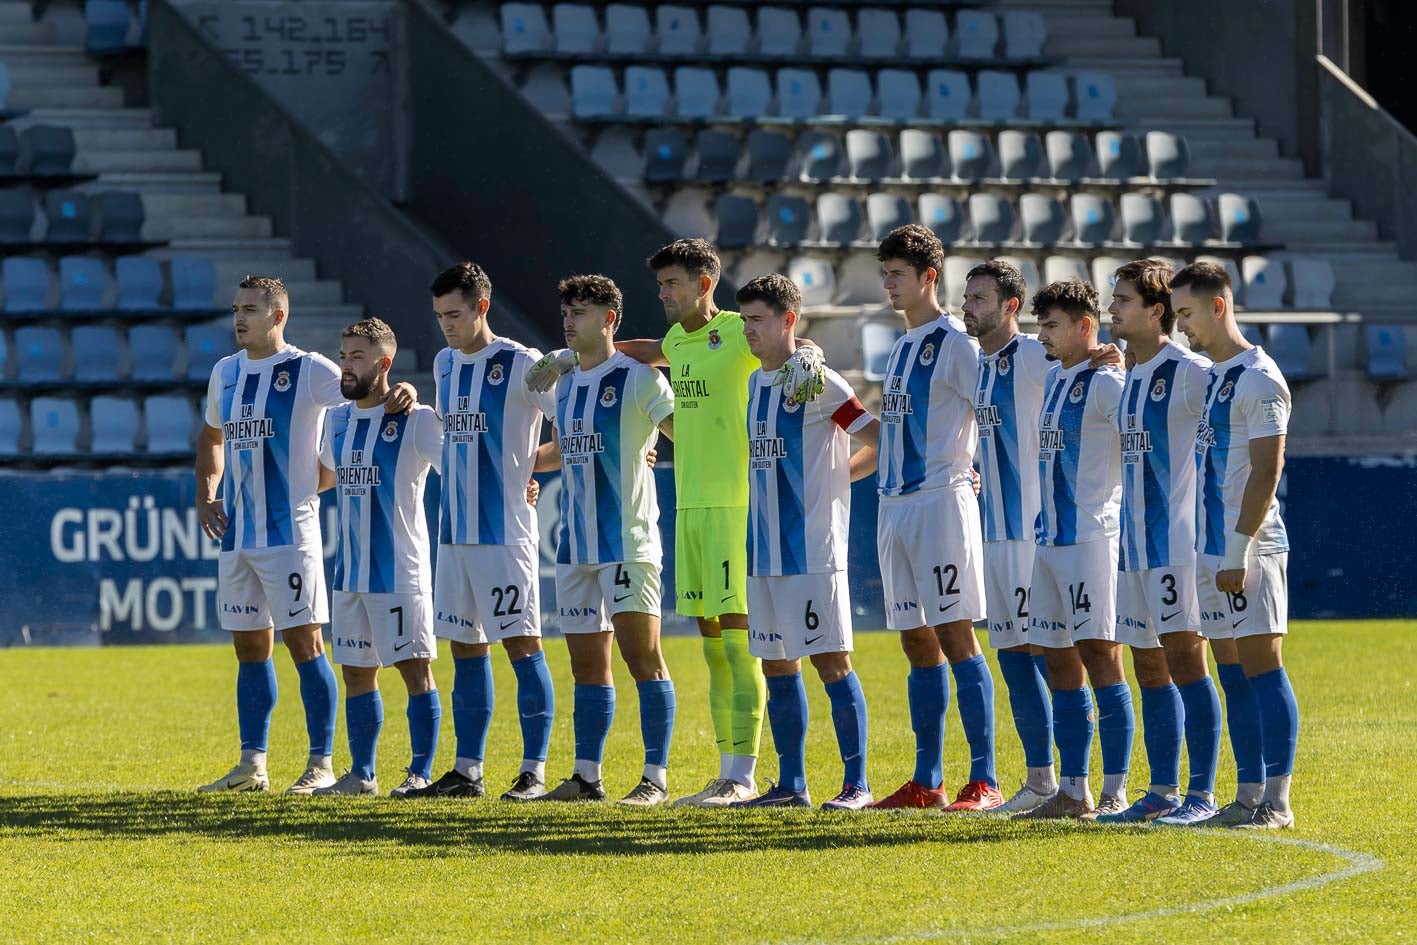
[0,23,53,44]
[1333,281,1417,305]
[7,85,125,109]
[0,43,87,64]
[1133,117,1257,137]
[71,127,179,151]
[1122,98,1234,120]
[2,62,98,87]
[98,171,225,194]
[1195,155,1306,179]
[1064,56,1182,76]
[1252,195,1354,224]
[208,257,319,287]
[73,149,206,174]
[1185,136,1280,161]
[139,192,249,217]
[146,214,274,241]
[1039,15,1136,38]
[1292,241,1399,258]
[23,107,155,128]
[168,237,296,257]
[1262,217,1379,242]
[1048,35,1162,58]
[998,0,1113,10]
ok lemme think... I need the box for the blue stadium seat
[89,395,141,454]
[115,256,164,311]
[169,255,217,311]
[835,253,885,305]
[1003,11,1047,61]
[776,68,822,119]
[877,69,921,121]
[1025,71,1069,122]
[44,190,91,243]
[59,256,111,311]
[1045,130,1094,180]
[1073,72,1116,121]
[866,193,912,241]
[714,194,758,249]
[502,3,552,55]
[1267,324,1314,381]
[1168,193,1214,245]
[859,9,902,59]
[1095,131,1141,180]
[72,325,123,383]
[845,130,892,182]
[644,128,688,182]
[796,131,844,182]
[919,193,965,244]
[552,4,600,56]
[862,323,904,382]
[1242,255,1286,310]
[1219,193,1262,244]
[900,129,947,181]
[15,326,65,383]
[0,397,20,455]
[955,10,999,60]
[1044,255,1090,287]
[766,194,811,246]
[787,255,835,307]
[948,130,995,182]
[725,67,772,118]
[1070,193,1116,245]
[693,130,739,182]
[0,190,36,243]
[968,193,1015,244]
[571,66,619,119]
[976,71,1020,121]
[624,66,670,118]
[757,7,802,58]
[184,323,227,381]
[1121,193,1166,245]
[655,5,701,56]
[1366,325,1408,381]
[998,130,1044,181]
[664,189,714,237]
[130,324,180,382]
[30,396,80,454]
[3,257,52,312]
[815,193,864,245]
[85,0,132,54]
[674,67,719,119]
[95,190,146,243]
[1020,193,1067,244]
[144,394,195,454]
[1145,132,1191,181]
[605,4,651,55]
[905,10,949,61]
[0,62,11,114]
[807,7,851,58]
[1290,258,1335,310]
[705,6,750,56]
[826,69,872,119]
[0,126,18,174]
[925,70,971,121]
[22,125,77,176]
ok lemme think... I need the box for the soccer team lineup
[191,225,1298,828]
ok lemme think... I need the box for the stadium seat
[1091,255,1126,310]
[694,130,739,182]
[705,6,749,56]
[1197,254,1244,306]
[925,70,971,121]
[131,324,181,382]
[0,397,20,455]
[655,5,700,55]
[730,250,785,294]
[948,129,995,181]
[72,325,123,383]
[1121,193,1167,245]
[816,193,864,245]
[846,130,892,181]
[0,126,18,175]
[1267,324,1315,381]
[44,190,91,243]
[905,10,949,61]
[1167,193,1213,245]
[644,128,688,182]
[624,66,670,118]
[900,129,947,181]
[115,256,163,311]
[605,4,651,55]
[95,191,145,244]
[766,194,812,246]
[144,394,196,454]
[836,254,885,306]
[1219,193,1262,244]
[570,66,618,119]
[2,257,52,312]
[713,193,758,248]
[826,69,873,119]
[1070,193,1115,245]
[59,256,110,311]
[777,69,823,119]
[0,190,36,243]
[943,255,986,310]
[501,3,552,55]
[787,255,836,308]
[998,130,1044,181]
[1240,324,1264,347]
[807,8,851,58]
[757,7,802,58]
[1145,132,1191,180]
[1044,255,1090,287]
[1025,71,1069,122]
[89,395,140,454]
[85,0,131,53]
[184,323,227,381]
[1020,193,1067,244]
[877,69,922,121]
[1290,258,1336,310]
[862,322,903,382]
[976,71,1020,121]
[1044,130,1093,181]
[866,193,912,241]
[674,67,720,119]
[16,326,66,383]
[1073,72,1117,121]
[1095,131,1141,180]
[919,193,966,244]
[796,131,844,182]
[521,64,571,115]
[745,129,791,182]
[955,10,999,60]
[726,67,772,119]
[1367,325,1408,380]
[22,125,77,176]
[859,9,902,59]
[664,189,714,238]
[968,193,1015,244]
[30,396,80,454]
[169,255,217,311]
[552,4,600,55]
[1003,11,1047,61]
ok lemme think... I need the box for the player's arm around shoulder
[410,404,444,474]
[615,337,669,368]
[1092,367,1127,424]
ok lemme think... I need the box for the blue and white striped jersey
[876,314,980,497]
[1195,346,1291,557]
[320,404,442,594]
[1119,343,1211,571]
[545,352,674,566]
[747,366,872,577]
[1036,362,1125,547]
[434,339,546,547]
[976,334,1051,543]
[204,345,344,551]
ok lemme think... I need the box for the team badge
[919,342,935,366]
[782,395,802,413]
[273,371,291,392]
[1069,382,1085,403]
[600,385,618,408]
[1218,380,1234,403]
[997,356,1010,376]
[487,363,505,386]
[382,420,399,442]
[707,329,722,350]
[1150,377,1167,402]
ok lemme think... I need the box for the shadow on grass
[0,791,1079,857]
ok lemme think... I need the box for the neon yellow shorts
[675,506,749,619]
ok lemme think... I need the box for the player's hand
[197,497,227,541]
[775,345,826,404]
[526,349,577,392]
[1087,343,1123,369]
[645,447,657,468]
[525,479,540,507]
[1215,568,1246,595]
[383,382,418,415]
[971,467,981,497]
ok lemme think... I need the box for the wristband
[1221,531,1253,572]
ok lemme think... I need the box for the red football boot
[869,779,948,810]
[943,780,1005,812]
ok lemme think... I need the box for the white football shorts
[1029,536,1119,647]
[331,590,436,667]
[556,560,662,634]
[218,542,329,632]
[983,538,1036,650]
[747,570,853,661]
[1116,564,1202,647]
[877,484,985,631]
[433,543,542,644]
[1197,551,1288,640]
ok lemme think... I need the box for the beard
[341,372,377,401]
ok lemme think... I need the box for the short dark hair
[735,273,801,318]
[876,224,944,280]
[238,275,288,312]
[342,317,397,356]
[646,238,721,280]
[966,260,1027,306]
[429,262,492,304]
[1031,279,1099,323]
[1114,259,1176,333]
[1170,260,1232,301]
[558,274,624,329]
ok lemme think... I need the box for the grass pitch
[0,622,1411,944]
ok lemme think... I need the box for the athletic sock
[295,655,338,759]
[1140,681,1183,794]
[907,663,949,788]
[406,689,441,781]
[236,658,277,756]
[346,690,384,782]
[1250,667,1299,812]
[701,635,733,760]
[728,753,758,787]
[998,649,1055,773]
[722,628,766,759]
[825,671,869,791]
[572,683,616,781]
[951,655,997,788]
[1095,682,1134,798]
[511,651,555,765]
[637,679,677,786]
[451,654,494,772]
[765,673,809,794]
[1178,675,1222,797]
[1216,663,1265,799]
[1053,687,1094,796]
[520,759,547,781]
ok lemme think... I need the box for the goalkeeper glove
[775,344,827,404]
[525,349,577,392]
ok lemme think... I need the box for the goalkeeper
[528,240,825,806]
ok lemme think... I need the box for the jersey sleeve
[637,366,675,425]
[413,406,444,473]
[516,349,549,416]
[318,410,336,471]
[1092,369,1125,424]
[821,369,873,433]
[1237,371,1290,439]
[1022,337,1053,386]
[945,331,983,401]
[1181,357,1211,418]
[307,353,345,408]
[527,371,558,419]
[203,361,224,429]
[433,350,450,417]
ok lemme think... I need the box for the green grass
[0,622,1412,944]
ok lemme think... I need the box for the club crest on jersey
[919,342,936,366]
[997,356,1010,375]
[708,329,722,350]
[487,363,505,386]
[273,371,291,393]
[1150,377,1168,401]
[1069,382,1085,403]
[382,420,399,442]
[782,395,802,413]
[1218,380,1235,403]
[600,385,618,408]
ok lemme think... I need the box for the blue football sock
[1140,682,1183,789]
[295,655,338,758]
[637,679,676,768]
[825,671,869,791]
[452,654,494,763]
[907,664,949,788]
[998,650,1054,769]
[573,684,616,766]
[1216,663,1264,785]
[1250,667,1299,779]
[406,689,441,780]
[765,673,809,794]
[1094,682,1135,779]
[1178,675,1222,795]
[511,651,555,763]
[346,690,384,782]
[1053,687,1094,780]
[236,659,277,753]
[951,655,997,788]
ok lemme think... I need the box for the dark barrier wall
[2,456,1412,645]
